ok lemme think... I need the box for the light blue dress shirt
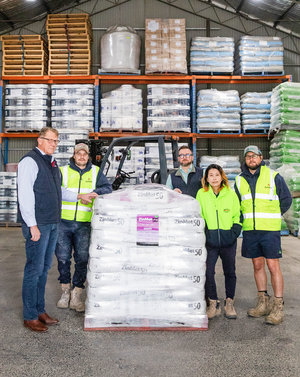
[18,148,78,227]
[165,165,193,189]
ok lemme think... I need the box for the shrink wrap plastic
[199,155,241,189]
[145,19,187,74]
[85,184,208,329]
[237,36,284,74]
[190,37,234,74]
[101,85,143,131]
[241,92,272,132]
[147,84,191,132]
[51,84,94,167]
[270,130,300,235]
[197,89,241,132]
[4,84,50,131]
[270,83,300,133]
[0,172,17,223]
[101,25,141,73]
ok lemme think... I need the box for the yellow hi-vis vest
[61,165,99,222]
[235,165,281,231]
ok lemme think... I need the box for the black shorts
[242,230,282,259]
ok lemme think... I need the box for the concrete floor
[0,227,299,377]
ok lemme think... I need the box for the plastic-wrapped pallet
[51,84,93,167]
[145,19,187,74]
[147,84,191,132]
[144,142,174,183]
[197,89,241,133]
[101,85,143,132]
[105,146,145,186]
[270,82,300,133]
[85,184,207,330]
[100,25,141,73]
[190,37,234,74]
[241,92,272,133]
[237,36,284,75]
[276,164,300,236]
[0,172,18,223]
[4,84,50,131]
[199,155,241,189]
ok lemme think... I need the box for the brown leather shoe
[24,319,48,332]
[38,313,59,326]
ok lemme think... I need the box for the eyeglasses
[245,154,259,160]
[178,153,193,158]
[39,137,60,145]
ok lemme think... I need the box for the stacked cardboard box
[46,13,92,75]
[0,35,48,76]
[145,19,187,74]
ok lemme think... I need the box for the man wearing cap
[235,145,292,325]
[166,145,203,198]
[55,143,112,312]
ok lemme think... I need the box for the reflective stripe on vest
[236,166,281,231]
[61,164,99,222]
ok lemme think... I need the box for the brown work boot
[224,298,237,319]
[265,297,284,325]
[206,299,221,319]
[247,291,271,318]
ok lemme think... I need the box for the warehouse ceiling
[0,0,300,38]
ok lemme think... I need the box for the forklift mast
[77,135,180,190]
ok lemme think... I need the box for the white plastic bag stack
[147,84,191,132]
[100,85,143,132]
[85,184,208,329]
[0,172,17,223]
[200,155,241,189]
[105,146,145,186]
[190,37,234,74]
[241,92,272,133]
[51,84,94,167]
[144,143,174,183]
[237,36,284,75]
[197,89,241,133]
[4,84,50,131]
[100,25,141,73]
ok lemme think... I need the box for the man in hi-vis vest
[235,146,292,325]
[55,143,112,312]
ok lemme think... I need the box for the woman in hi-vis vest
[196,164,242,320]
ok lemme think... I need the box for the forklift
[77,135,181,190]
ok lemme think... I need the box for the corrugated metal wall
[1,0,300,167]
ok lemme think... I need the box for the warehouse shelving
[0,74,292,169]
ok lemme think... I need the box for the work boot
[70,287,85,312]
[265,297,284,325]
[56,283,71,309]
[206,299,221,319]
[247,291,271,318]
[224,298,237,319]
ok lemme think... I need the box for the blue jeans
[55,220,91,289]
[205,242,237,300]
[22,223,59,321]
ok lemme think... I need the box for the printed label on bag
[137,214,159,246]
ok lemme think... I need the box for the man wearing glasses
[235,145,292,325]
[166,145,203,198]
[18,127,97,332]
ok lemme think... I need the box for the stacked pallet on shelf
[0,35,48,76]
[51,84,94,167]
[269,82,300,236]
[145,19,187,74]
[241,92,272,134]
[46,13,92,75]
[4,84,50,131]
[196,89,241,133]
[0,172,18,224]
